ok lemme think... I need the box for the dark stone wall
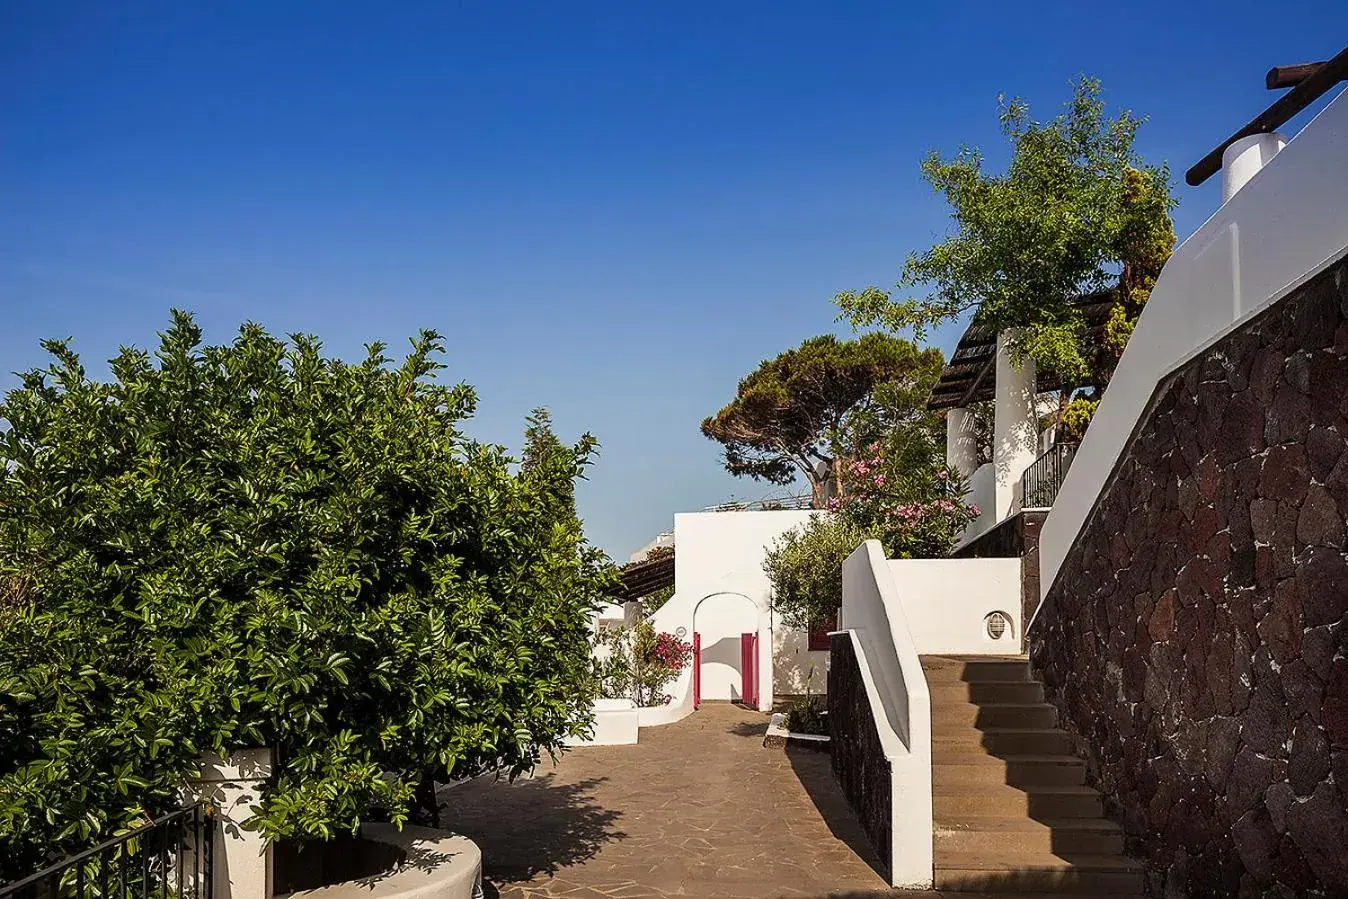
[1031,254,1348,897]
[828,632,892,878]
[955,510,1047,631]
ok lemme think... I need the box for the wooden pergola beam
[1187,46,1348,187]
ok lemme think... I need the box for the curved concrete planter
[277,825,482,899]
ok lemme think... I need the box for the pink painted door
[692,632,701,710]
[740,632,758,708]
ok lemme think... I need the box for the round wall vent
[675,626,687,638]
[985,611,1013,641]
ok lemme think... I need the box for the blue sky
[2,2,1345,559]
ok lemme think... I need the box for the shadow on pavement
[784,746,889,883]
[436,774,624,889]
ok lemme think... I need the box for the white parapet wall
[1039,86,1348,606]
[839,541,933,889]
[565,698,639,747]
[888,558,1023,654]
[837,544,1028,886]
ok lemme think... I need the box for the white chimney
[1221,131,1287,202]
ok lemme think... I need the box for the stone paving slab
[437,703,1090,899]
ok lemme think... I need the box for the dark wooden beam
[1187,46,1348,187]
[1266,61,1329,90]
[956,354,996,408]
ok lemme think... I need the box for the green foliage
[1059,396,1099,443]
[0,313,614,877]
[836,77,1176,381]
[783,695,827,736]
[701,334,944,506]
[594,621,691,707]
[764,515,879,630]
[835,444,976,559]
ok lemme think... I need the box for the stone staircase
[923,655,1145,895]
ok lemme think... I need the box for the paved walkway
[438,702,894,898]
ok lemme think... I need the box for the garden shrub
[783,696,827,736]
[0,313,615,878]
[763,515,879,630]
[594,620,690,707]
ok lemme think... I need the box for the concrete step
[934,784,1104,819]
[929,680,1046,704]
[931,702,1058,729]
[935,816,1125,856]
[922,657,1033,683]
[934,754,1086,788]
[934,850,1144,894]
[932,726,1076,756]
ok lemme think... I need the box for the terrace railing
[0,805,213,899]
[1021,442,1076,510]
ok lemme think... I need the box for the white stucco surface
[888,558,1023,654]
[838,541,933,889]
[187,749,275,899]
[992,331,1038,522]
[1039,87,1348,604]
[566,698,639,746]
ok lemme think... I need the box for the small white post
[945,406,979,479]
[187,749,275,899]
[993,331,1039,521]
[1221,132,1287,203]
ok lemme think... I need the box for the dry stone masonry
[1031,252,1348,897]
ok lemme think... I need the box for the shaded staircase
[923,655,1145,895]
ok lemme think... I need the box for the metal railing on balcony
[0,804,213,899]
[1021,443,1076,510]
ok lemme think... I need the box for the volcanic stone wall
[827,632,892,878]
[1030,253,1348,897]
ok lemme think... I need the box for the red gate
[740,632,759,708]
[692,632,701,710]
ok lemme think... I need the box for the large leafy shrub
[763,515,879,630]
[0,313,614,877]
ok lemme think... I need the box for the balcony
[1020,443,1076,510]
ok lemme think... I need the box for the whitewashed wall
[1040,87,1348,604]
[838,541,933,889]
[888,558,1022,654]
[644,510,822,712]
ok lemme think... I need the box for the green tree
[701,334,944,507]
[763,515,879,630]
[836,77,1176,385]
[0,313,615,877]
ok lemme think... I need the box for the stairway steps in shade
[934,850,1144,894]
[922,654,1145,896]
[935,816,1126,855]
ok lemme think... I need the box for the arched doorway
[692,592,759,704]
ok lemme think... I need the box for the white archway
[693,591,767,705]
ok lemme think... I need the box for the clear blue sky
[2,2,1345,559]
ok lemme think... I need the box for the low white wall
[1040,86,1348,603]
[566,698,638,747]
[839,541,932,889]
[888,558,1023,654]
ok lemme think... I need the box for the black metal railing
[0,805,213,899]
[1020,442,1076,509]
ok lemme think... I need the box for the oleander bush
[0,313,615,878]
